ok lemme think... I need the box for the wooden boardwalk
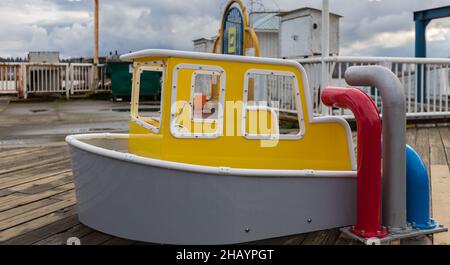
[0,127,449,245]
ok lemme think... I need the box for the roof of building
[249,7,342,33]
[278,7,342,18]
[250,12,281,32]
[192,37,215,43]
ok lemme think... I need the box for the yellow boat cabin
[120,49,355,172]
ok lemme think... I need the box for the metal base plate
[340,225,448,245]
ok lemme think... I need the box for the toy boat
[66,49,446,244]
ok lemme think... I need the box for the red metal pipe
[322,87,388,238]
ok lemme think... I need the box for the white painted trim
[66,133,357,178]
[170,63,226,139]
[134,61,165,68]
[242,69,306,141]
[131,117,159,134]
[121,49,356,170]
[121,49,305,66]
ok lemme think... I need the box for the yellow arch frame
[213,0,260,57]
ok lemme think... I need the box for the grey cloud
[0,0,449,58]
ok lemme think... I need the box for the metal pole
[345,66,411,234]
[94,0,99,65]
[320,0,330,115]
[92,0,99,92]
[322,87,387,238]
[415,19,429,102]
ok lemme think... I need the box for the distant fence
[297,56,450,119]
[0,62,110,99]
[3,57,450,120]
[0,63,22,95]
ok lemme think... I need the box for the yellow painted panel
[245,109,277,136]
[129,56,354,171]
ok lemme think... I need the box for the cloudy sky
[0,0,449,59]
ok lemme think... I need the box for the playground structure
[414,6,450,101]
[213,0,260,56]
[66,49,446,244]
[414,6,450,59]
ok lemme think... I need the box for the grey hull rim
[68,140,357,244]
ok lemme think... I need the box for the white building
[27,51,60,63]
[278,8,341,59]
[193,7,341,59]
[192,38,216,53]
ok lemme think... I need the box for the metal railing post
[66,64,71,99]
[22,63,28,99]
[320,0,330,116]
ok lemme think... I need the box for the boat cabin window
[131,63,164,133]
[191,71,220,122]
[242,70,305,140]
[170,64,226,139]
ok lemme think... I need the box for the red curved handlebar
[322,87,387,238]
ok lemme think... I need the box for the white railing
[2,57,450,120]
[298,56,450,119]
[70,63,92,94]
[0,62,111,99]
[97,64,111,92]
[70,63,111,95]
[25,63,70,98]
[0,63,22,95]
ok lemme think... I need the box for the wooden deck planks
[0,206,76,242]
[79,231,114,245]
[0,169,72,192]
[415,128,430,172]
[102,236,138,245]
[406,128,417,147]
[301,230,341,245]
[0,198,60,223]
[0,163,71,189]
[0,147,42,160]
[0,127,449,245]
[0,183,74,212]
[429,128,447,166]
[431,165,450,245]
[34,223,92,245]
[0,189,76,228]
[334,233,361,245]
[439,127,450,168]
[246,234,307,245]
[0,147,69,175]
[2,215,80,245]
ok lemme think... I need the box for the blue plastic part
[406,145,437,230]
